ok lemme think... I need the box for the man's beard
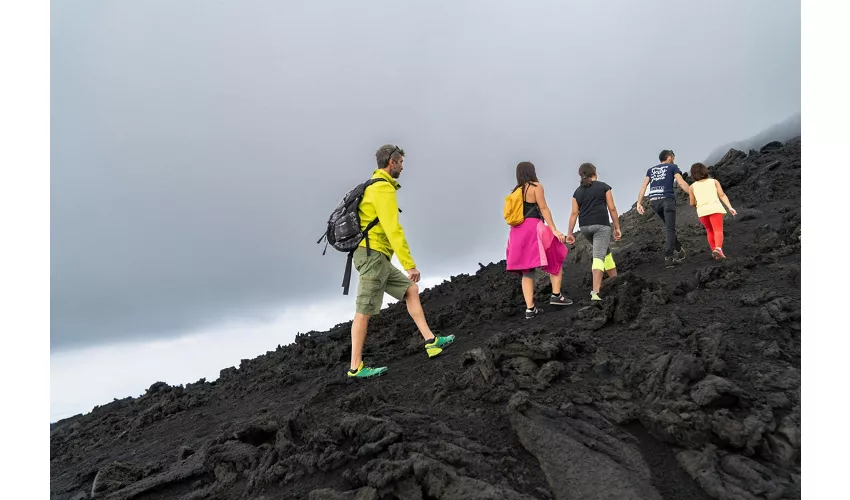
[390,167,401,178]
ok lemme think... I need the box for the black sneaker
[525,306,542,320]
[673,248,686,262]
[664,256,678,268]
[549,294,574,306]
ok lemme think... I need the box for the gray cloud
[51,0,801,351]
[704,112,801,165]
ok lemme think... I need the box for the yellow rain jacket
[358,169,416,270]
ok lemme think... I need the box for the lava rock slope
[51,137,801,500]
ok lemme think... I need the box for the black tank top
[522,183,542,219]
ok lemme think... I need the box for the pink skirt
[506,217,568,275]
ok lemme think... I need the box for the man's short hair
[376,144,405,169]
[659,150,675,163]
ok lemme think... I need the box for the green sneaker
[591,292,602,301]
[347,361,387,378]
[425,335,455,358]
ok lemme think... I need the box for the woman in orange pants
[688,163,737,259]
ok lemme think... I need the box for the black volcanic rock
[50,137,802,500]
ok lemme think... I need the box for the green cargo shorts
[353,247,414,316]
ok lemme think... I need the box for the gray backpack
[317,177,388,295]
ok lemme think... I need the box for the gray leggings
[580,224,612,261]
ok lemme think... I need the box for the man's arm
[636,176,650,214]
[674,173,690,192]
[372,183,416,270]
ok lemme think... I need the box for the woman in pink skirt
[506,161,572,319]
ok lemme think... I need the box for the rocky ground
[51,138,801,500]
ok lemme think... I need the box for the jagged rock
[760,141,783,153]
[336,415,403,458]
[592,348,615,376]
[715,148,747,168]
[576,304,610,331]
[536,361,566,388]
[91,454,207,500]
[626,352,706,402]
[763,392,791,410]
[696,263,747,290]
[690,375,745,408]
[678,445,795,500]
[750,365,800,392]
[501,356,541,389]
[596,400,640,425]
[760,406,800,468]
[177,446,195,461]
[346,449,536,500]
[90,462,144,498]
[309,486,379,500]
[710,407,775,455]
[459,347,509,401]
[508,393,662,500]
[487,328,562,361]
[640,404,712,448]
[145,381,172,396]
[739,289,778,306]
[693,323,728,374]
[763,342,782,359]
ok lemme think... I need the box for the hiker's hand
[553,230,564,241]
[614,228,622,241]
[730,208,737,216]
[636,204,645,215]
[565,234,576,245]
[407,268,421,283]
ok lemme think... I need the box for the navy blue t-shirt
[645,163,682,200]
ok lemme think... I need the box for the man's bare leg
[606,268,617,279]
[405,284,435,341]
[350,312,370,371]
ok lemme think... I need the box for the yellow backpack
[504,185,527,226]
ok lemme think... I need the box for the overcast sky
[51,0,800,359]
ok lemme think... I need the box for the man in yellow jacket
[347,144,455,378]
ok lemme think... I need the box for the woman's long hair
[579,162,597,187]
[690,162,710,181]
[514,161,539,191]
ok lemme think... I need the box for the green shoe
[347,361,387,378]
[425,335,455,358]
[591,292,602,301]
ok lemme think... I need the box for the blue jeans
[651,198,682,258]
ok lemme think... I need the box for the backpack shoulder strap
[363,177,400,213]
[365,177,388,188]
[522,182,533,202]
[342,250,355,295]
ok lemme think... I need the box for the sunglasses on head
[386,146,401,165]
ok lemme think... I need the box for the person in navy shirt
[635,149,691,267]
